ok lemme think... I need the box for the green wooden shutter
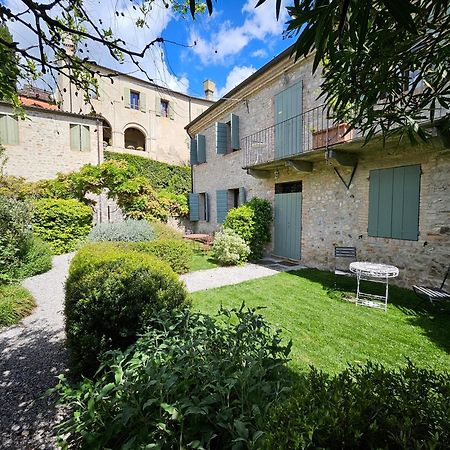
[231,113,239,150]
[0,115,7,144]
[368,169,380,237]
[140,92,146,112]
[124,88,130,108]
[169,102,175,120]
[190,138,198,166]
[204,193,210,222]
[239,187,246,205]
[6,115,19,144]
[197,134,206,163]
[155,96,161,116]
[392,165,421,240]
[81,125,90,151]
[216,190,228,223]
[377,168,394,237]
[70,124,80,151]
[216,122,227,155]
[189,193,200,221]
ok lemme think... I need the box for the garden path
[0,253,73,450]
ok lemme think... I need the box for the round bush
[88,219,155,243]
[263,362,450,449]
[65,243,189,377]
[212,228,250,266]
[32,198,92,254]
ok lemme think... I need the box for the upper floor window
[161,99,169,117]
[130,91,140,110]
[70,124,90,152]
[0,114,19,145]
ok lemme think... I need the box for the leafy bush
[104,150,191,196]
[131,239,193,274]
[212,228,250,265]
[151,221,183,240]
[0,284,35,327]
[0,195,32,279]
[32,198,92,254]
[65,243,189,376]
[224,197,272,260]
[88,219,155,243]
[56,306,291,449]
[263,362,450,449]
[13,237,52,279]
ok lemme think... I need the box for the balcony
[242,105,359,169]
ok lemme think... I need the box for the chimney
[203,79,215,100]
[63,35,76,57]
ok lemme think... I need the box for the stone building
[1,101,101,181]
[186,46,450,287]
[56,64,214,165]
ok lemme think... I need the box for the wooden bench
[183,233,214,250]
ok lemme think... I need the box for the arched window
[124,127,146,151]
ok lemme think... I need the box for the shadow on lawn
[287,268,450,355]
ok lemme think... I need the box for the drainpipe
[96,118,102,224]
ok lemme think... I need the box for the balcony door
[274,81,303,159]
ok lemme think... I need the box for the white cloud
[190,0,287,65]
[251,49,268,58]
[217,65,257,98]
[5,0,189,93]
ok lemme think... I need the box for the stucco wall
[1,104,100,181]
[57,68,213,165]
[189,55,450,288]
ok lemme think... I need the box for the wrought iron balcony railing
[242,104,357,168]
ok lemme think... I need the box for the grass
[192,268,450,374]
[188,244,220,272]
[0,284,35,327]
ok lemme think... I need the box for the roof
[20,96,58,110]
[186,44,296,131]
[92,63,215,105]
[19,86,58,110]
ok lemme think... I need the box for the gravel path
[0,253,74,450]
[180,262,302,293]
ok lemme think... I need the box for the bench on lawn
[412,266,450,305]
[183,233,214,250]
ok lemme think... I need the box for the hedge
[32,198,93,254]
[104,151,191,196]
[65,243,189,376]
[88,219,155,243]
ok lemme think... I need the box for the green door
[274,81,303,159]
[274,182,302,260]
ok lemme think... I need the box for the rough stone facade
[187,52,450,288]
[56,65,213,165]
[1,103,101,181]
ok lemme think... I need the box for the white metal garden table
[349,262,399,312]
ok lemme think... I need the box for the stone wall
[1,104,100,181]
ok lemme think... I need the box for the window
[228,188,240,209]
[70,124,90,152]
[199,193,208,221]
[216,187,246,223]
[0,114,19,145]
[368,165,421,240]
[161,99,169,117]
[130,91,140,110]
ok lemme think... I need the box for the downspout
[96,118,102,224]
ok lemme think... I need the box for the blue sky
[5,0,292,99]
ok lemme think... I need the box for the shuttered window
[197,134,206,164]
[190,138,198,166]
[216,190,228,223]
[0,114,19,145]
[124,88,146,112]
[368,165,421,240]
[216,113,240,154]
[70,124,91,152]
[189,193,200,221]
[199,193,209,221]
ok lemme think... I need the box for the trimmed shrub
[0,195,32,280]
[32,198,92,254]
[151,221,183,240]
[224,197,272,260]
[212,228,250,265]
[131,239,193,274]
[263,362,450,449]
[65,243,189,376]
[0,284,35,327]
[88,219,155,243]
[56,306,291,449]
[14,237,52,279]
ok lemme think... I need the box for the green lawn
[192,269,450,374]
[189,246,220,272]
[0,284,35,327]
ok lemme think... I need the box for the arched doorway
[124,127,146,151]
[102,119,112,147]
